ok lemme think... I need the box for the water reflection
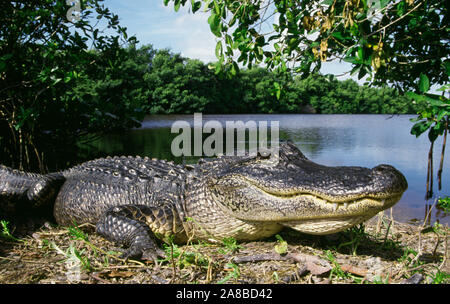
[78,114,449,225]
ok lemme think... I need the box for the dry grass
[0,214,448,284]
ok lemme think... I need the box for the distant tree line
[102,44,420,116]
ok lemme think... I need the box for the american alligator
[0,142,407,260]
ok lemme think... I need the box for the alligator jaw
[261,191,404,214]
[278,194,404,234]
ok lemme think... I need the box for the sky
[105,0,355,80]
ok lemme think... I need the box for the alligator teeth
[343,202,348,208]
[332,203,338,211]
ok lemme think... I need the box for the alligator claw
[141,247,166,262]
[119,242,166,263]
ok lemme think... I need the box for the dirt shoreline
[0,214,448,284]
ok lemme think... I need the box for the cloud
[164,9,218,62]
[107,0,217,63]
[146,1,217,62]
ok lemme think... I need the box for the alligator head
[208,141,408,235]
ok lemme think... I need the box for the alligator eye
[373,164,395,172]
[184,164,195,171]
[257,151,271,159]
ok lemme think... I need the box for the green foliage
[218,262,240,284]
[51,241,92,272]
[144,50,214,114]
[0,0,140,170]
[159,241,209,269]
[429,269,450,284]
[409,83,449,143]
[140,49,420,115]
[398,247,422,268]
[0,220,20,242]
[219,237,242,254]
[408,79,448,199]
[67,224,89,242]
[420,222,447,236]
[437,196,450,213]
[290,74,417,114]
[274,234,288,255]
[336,224,367,255]
[166,0,448,92]
[325,250,348,280]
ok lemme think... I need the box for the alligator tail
[0,165,65,214]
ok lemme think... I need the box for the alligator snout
[370,164,408,197]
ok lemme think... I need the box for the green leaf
[215,41,223,58]
[357,46,364,61]
[405,91,440,104]
[274,82,281,100]
[255,46,263,61]
[274,43,281,52]
[429,96,450,108]
[0,53,13,61]
[213,0,221,15]
[428,124,441,142]
[332,31,352,41]
[437,110,449,122]
[214,62,222,75]
[419,73,430,93]
[358,66,367,80]
[397,1,406,16]
[343,56,361,64]
[444,60,450,76]
[410,120,432,137]
[230,61,239,76]
[322,0,334,5]
[208,13,222,37]
[191,1,201,13]
[255,35,265,47]
[274,234,287,255]
[174,1,181,12]
[379,0,390,8]
[274,241,287,255]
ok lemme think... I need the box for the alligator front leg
[95,204,185,261]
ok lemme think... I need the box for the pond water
[81,114,449,225]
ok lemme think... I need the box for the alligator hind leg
[95,204,185,261]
